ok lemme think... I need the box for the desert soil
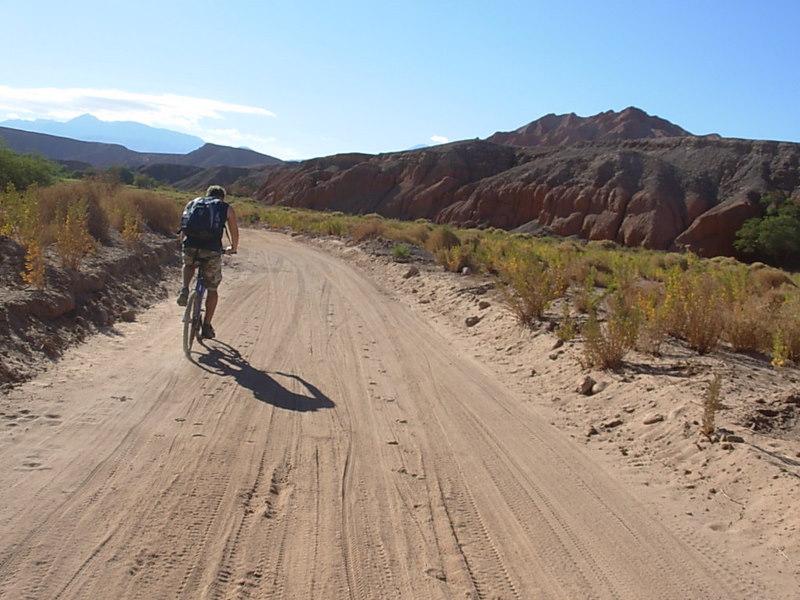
[0,228,797,599]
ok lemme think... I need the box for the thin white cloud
[201,127,303,160]
[203,128,277,146]
[430,135,449,144]
[0,85,275,130]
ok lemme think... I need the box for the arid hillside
[255,109,800,257]
[0,127,282,169]
[487,106,695,146]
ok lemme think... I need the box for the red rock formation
[487,107,693,147]
[255,116,800,257]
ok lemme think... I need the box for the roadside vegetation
[0,143,61,190]
[1,176,182,286]
[2,150,798,370]
[244,204,800,369]
[733,191,800,268]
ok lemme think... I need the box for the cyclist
[176,185,239,339]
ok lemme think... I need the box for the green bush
[105,166,134,185]
[0,144,61,190]
[734,193,800,267]
[133,173,157,189]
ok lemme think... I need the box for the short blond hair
[206,185,226,199]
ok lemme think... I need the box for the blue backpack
[180,197,226,241]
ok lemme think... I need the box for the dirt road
[0,230,761,599]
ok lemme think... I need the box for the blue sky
[2,0,798,160]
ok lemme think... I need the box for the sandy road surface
[0,230,762,599]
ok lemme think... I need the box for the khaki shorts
[183,248,223,290]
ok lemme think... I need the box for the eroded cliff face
[254,137,800,257]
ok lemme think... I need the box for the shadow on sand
[192,340,335,412]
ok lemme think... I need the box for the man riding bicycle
[176,185,239,339]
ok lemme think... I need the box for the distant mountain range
[0,125,282,170]
[0,114,206,154]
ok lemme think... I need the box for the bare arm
[226,205,240,253]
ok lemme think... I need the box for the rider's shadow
[195,341,336,412]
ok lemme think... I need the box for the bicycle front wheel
[182,290,200,357]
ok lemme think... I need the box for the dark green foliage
[133,173,157,189]
[0,144,61,190]
[105,165,134,185]
[734,192,800,267]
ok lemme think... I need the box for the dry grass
[701,373,723,437]
[425,227,461,253]
[581,292,640,369]
[0,180,183,285]
[498,253,567,325]
[352,219,387,242]
[108,189,181,236]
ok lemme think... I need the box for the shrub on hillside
[734,192,800,268]
[133,173,157,189]
[498,251,567,325]
[352,219,387,241]
[54,197,96,270]
[435,244,477,273]
[36,180,110,242]
[104,166,134,185]
[425,227,460,253]
[662,266,724,354]
[0,145,60,190]
[582,299,640,370]
[109,189,181,236]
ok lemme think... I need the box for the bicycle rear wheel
[182,290,200,357]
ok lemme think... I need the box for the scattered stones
[465,316,481,327]
[591,381,608,395]
[586,425,599,437]
[741,396,798,432]
[603,418,624,429]
[643,413,665,425]
[552,339,564,350]
[120,310,136,322]
[402,266,420,279]
[577,376,596,396]
[478,300,490,310]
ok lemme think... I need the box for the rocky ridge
[255,109,800,257]
[487,106,695,146]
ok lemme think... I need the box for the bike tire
[182,290,200,357]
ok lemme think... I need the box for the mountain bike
[182,271,207,358]
[182,244,235,359]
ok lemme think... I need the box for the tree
[0,144,60,190]
[105,165,134,185]
[734,192,800,267]
[133,173,157,189]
